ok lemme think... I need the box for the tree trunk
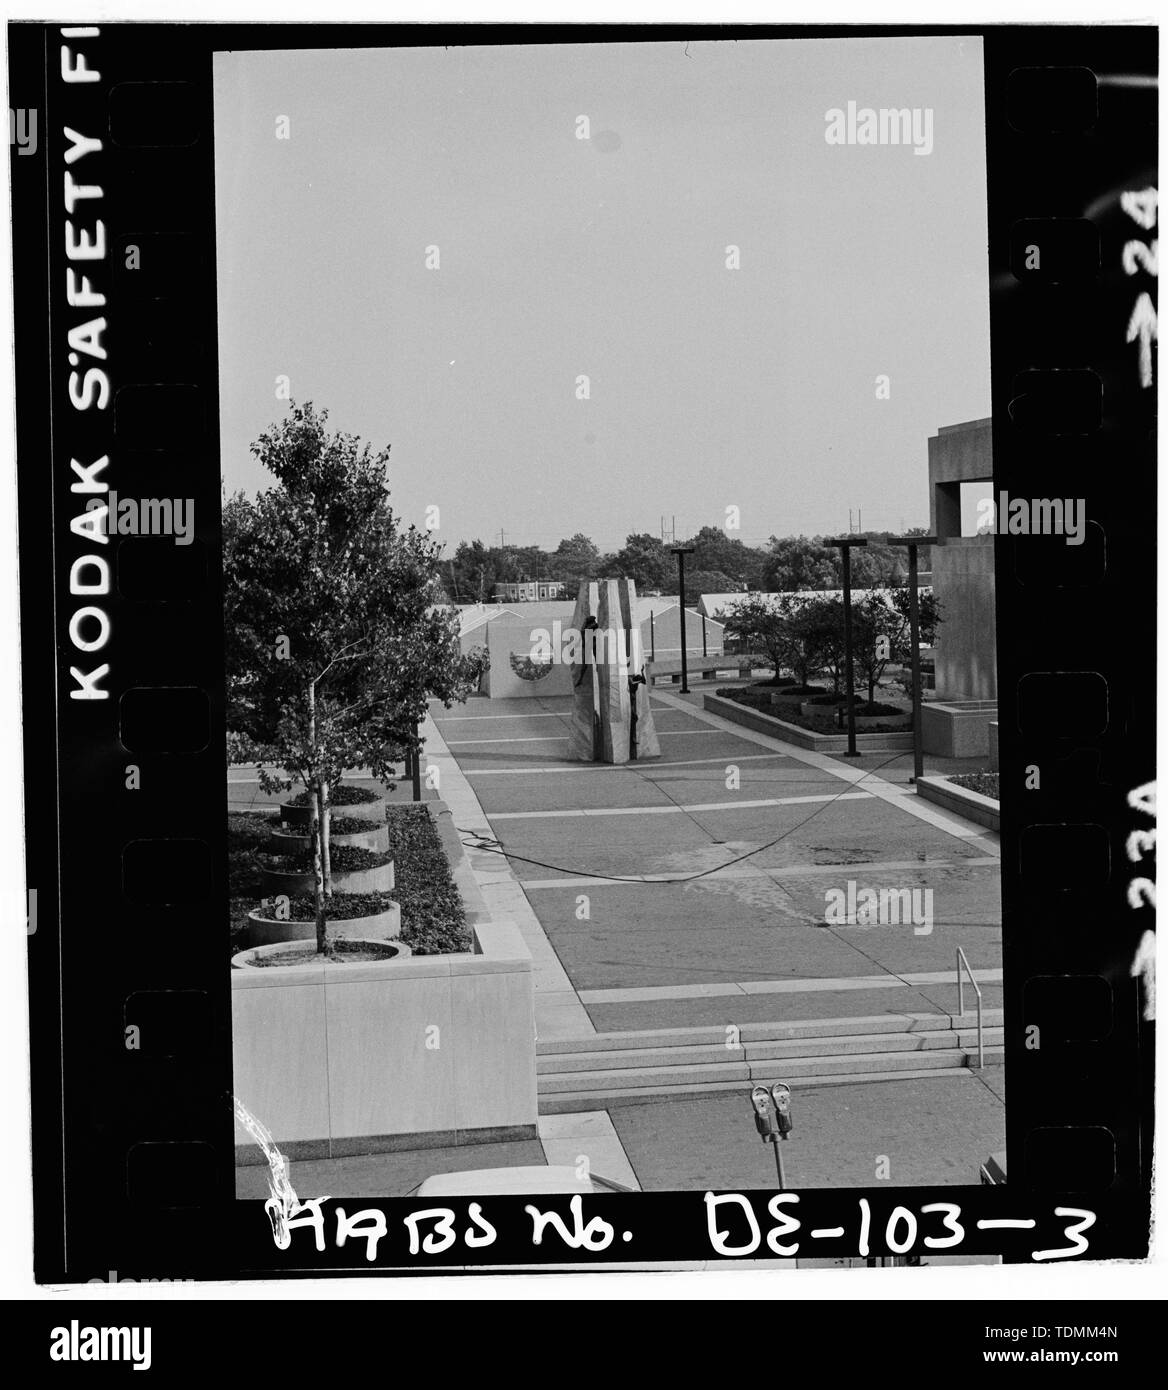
[307,679,327,955]
[320,776,332,898]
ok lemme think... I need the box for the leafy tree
[681,569,739,601]
[547,532,601,588]
[848,585,942,706]
[723,593,834,687]
[603,532,672,591]
[685,524,767,590]
[224,401,483,953]
[762,535,842,591]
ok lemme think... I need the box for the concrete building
[922,416,997,759]
[928,418,995,701]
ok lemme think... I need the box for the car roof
[415,1165,616,1196]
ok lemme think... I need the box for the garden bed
[704,691,913,752]
[915,774,1000,832]
[228,800,472,958]
[949,772,999,800]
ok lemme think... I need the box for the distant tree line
[442,527,932,604]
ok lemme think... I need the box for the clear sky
[214,36,990,551]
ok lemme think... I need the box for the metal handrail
[956,946,984,1069]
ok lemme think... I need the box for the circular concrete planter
[270,822,389,854]
[260,859,395,897]
[232,935,411,969]
[243,900,402,948]
[280,793,387,827]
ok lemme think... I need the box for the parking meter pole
[773,1138,786,1188]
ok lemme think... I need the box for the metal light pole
[827,537,868,757]
[888,535,938,785]
[672,546,696,694]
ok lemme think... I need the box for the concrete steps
[536,1010,1003,1112]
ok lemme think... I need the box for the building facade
[494,579,565,602]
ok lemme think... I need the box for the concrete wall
[928,419,997,701]
[484,619,576,699]
[233,801,537,1160]
[921,700,998,758]
[482,606,723,698]
[232,920,537,1158]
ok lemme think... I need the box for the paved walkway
[428,689,1002,1036]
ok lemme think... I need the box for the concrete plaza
[233,683,1004,1196]
[419,682,1004,1191]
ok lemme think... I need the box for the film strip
[8,22,1155,1283]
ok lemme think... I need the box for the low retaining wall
[915,775,1000,832]
[703,693,913,753]
[233,798,536,1160]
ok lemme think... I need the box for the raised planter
[232,919,537,1160]
[270,822,389,854]
[244,899,402,948]
[705,692,913,753]
[280,792,387,827]
[233,936,411,969]
[915,774,1000,832]
[921,701,997,759]
[259,859,395,897]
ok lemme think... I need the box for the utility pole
[672,546,695,694]
[888,534,938,784]
[826,536,868,757]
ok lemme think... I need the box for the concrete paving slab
[609,1073,1006,1190]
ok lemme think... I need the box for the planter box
[244,901,402,948]
[915,775,1000,832]
[921,701,997,759]
[233,920,537,1160]
[280,794,387,827]
[424,799,494,930]
[270,822,389,854]
[260,859,395,897]
[988,720,999,772]
[704,692,913,753]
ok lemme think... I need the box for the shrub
[287,784,382,807]
[385,805,472,955]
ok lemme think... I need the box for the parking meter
[771,1083,793,1139]
[751,1085,780,1142]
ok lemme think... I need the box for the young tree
[848,586,942,706]
[723,593,832,687]
[224,402,484,953]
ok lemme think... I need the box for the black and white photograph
[218,36,1007,1245]
[2,8,1159,1327]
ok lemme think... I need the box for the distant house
[494,579,565,602]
